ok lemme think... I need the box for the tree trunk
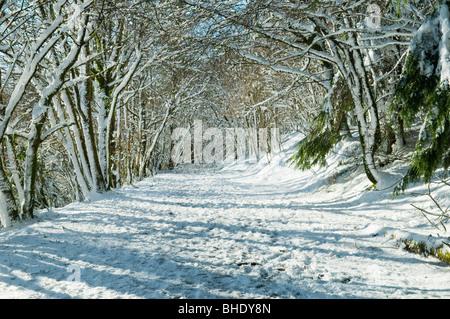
[0,157,19,227]
[5,137,25,206]
[21,121,44,220]
[138,105,172,180]
[338,30,382,185]
[357,122,379,185]
[79,100,108,193]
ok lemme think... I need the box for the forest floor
[0,134,449,299]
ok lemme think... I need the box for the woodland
[0,0,449,229]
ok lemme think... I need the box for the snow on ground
[0,133,449,299]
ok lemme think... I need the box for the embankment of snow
[222,132,450,261]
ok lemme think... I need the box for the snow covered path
[0,163,449,299]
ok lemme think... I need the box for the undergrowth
[402,238,450,264]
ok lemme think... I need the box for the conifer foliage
[392,0,450,194]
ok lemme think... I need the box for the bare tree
[181,0,432,186]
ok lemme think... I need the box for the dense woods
[0,0,449,228]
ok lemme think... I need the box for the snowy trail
[0,164,449,299]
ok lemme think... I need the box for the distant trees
[181,0,444,188]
